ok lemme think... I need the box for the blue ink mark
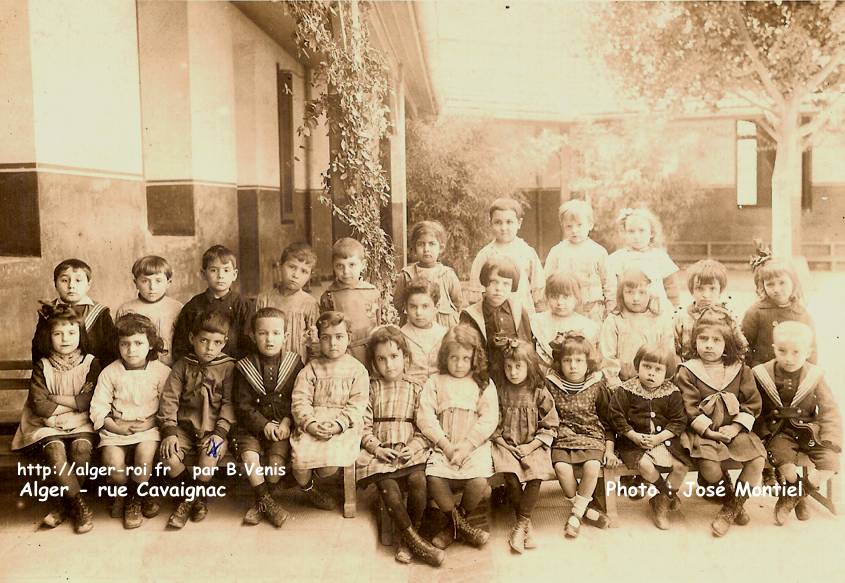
[208,439,223,458]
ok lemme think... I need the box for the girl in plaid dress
[417,325,499,550]
[356,326,443,567]
[290,312,369,510]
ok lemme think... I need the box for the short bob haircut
[558,199,594,226]
[689,312,743,365]
[500,339,544,387]
[131,255,173,280]
[479,255,520,291]
[545,272,582,306]
[250,307,286,333]
[202,245,238,270]
[686,259,728,295]
[280,242,317,268]
[34,304,91,357]
[551,332,601,377]
[332,237,366,261]
[315,310,353,337]
[366,325,409,373]
[753,257,803,303]
[488,197,524,220]
[53,258,92,284]
[191,311,231,337]
[410,220,447,247]
[115,313,165,361]
[614,267,660,315]
[403,277,441,308]
[437,324,489,389]
[633,342,677,379]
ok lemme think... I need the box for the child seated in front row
[531,272,600,369]
[673,259,746,359]
[400,277,448,383]
[320,238,382,365]
[609,343,690,530]
[546,332,617,538]
[461,255,533,389]
[90,314,171,529]
[157,312,237,529]
[290,311,370,510]
[32,258,117,366]
[116,255,184,366]
[600,267,674,386]
[417,325,498,551]
[256,242,320,362]
[394,220,465,328]
[675,311,766,537]
[752,321,841,525]
[13,304,101,534]
[172,245,254,362]
[468,197,545,312]
[490,340,558,553]
[234,307,304,528]
[357,326,442,567]
[543,199,614,322]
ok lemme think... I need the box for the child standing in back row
[116,255,184,366]
[320,238,382,365]
[544,199,614,322]
[171,245,254,362]
[469,198,545,312]
[32,258,118,366]
[607,207,680,308]
[394,221,465,328]
[256,242,320,363]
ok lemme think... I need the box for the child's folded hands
[449,440,474,467]
[375,446,400,463]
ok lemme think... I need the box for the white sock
[572,494,591,518]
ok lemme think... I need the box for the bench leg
[378,498,394,545]
[343,464,357,518]
[604,468,620,528]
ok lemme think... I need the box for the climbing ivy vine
[287,1,397,322]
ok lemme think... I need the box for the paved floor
[1,472,843,583]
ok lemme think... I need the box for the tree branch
[733,87,778,117]
[799,90,845,137]
[730,4,785,108]
[756,116,778,141]
[800,50,845,96]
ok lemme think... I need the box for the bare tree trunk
[771,99,803,258]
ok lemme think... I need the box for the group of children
[13,196,841,568]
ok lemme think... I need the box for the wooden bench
[0,360,31,469]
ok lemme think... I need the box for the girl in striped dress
[417,325,499,550]
[356,326,443,567]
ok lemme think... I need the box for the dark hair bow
[38,301,75,321]
[749,239,773,271]
[549,330,586,351]
[492,334,520,351]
